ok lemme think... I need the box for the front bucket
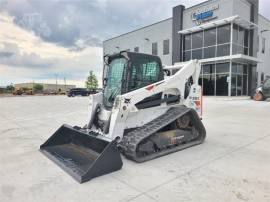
[40,124,123,183]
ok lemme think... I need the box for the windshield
[103,57,127,108]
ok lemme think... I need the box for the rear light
[201,89,203,118]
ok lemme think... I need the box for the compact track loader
[40,52,206,183]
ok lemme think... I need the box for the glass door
[231,63,249,96]
[201,64,215,96]
[216,74,229,96]
[237,75,243,96]
[216,63,230,96]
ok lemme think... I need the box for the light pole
[55,74,58,93]
[64,77,66,92]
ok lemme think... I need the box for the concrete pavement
[0,96,269,202]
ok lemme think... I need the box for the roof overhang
[200,54,261,65]
[178,15,260,35]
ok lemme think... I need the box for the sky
[0,0,269,87]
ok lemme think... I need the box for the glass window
[217,25,231,44]
[233,24,239,44]
[231,74,237,96]
[204,28,216,47]
[130,58,161,90]
[237,64,243,74]
[244,47,248,55]
[262,38,266,54]
[233,24,249,54]
[106,58,126,87]
[203,74,215,95]
[184,34,191,50]
[217,44,230,57]
[232,44,237,54]
[243,65,248,75]
[203,46,216,59]
[192,49,202,59]
[233,44,244,55]
[238,46,244,54]
[237,75,243,95]
[152,42,158,55]
[163,39,170,55]
[103,58,127,107]
[216,74,229,96]
[244,30,249,47]
[134,47,139,52]
[192,31,203,49]
[232,44,238,55]
[243,75,248,95]
[238,27,245,46]
[203,64,215,74]
[183,51,191,61]
[232,63,238,73]
[216,63,229,74]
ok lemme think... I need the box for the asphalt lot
[0,95,269,202]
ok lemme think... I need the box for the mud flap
[40,124,123,183]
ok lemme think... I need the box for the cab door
[128,54,163,109]
[262,78,270,98]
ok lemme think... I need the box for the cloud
[1,0,205,50]
[1,0,268,51]
[0,42,57,68]
[0,51,13,58]
[0,12,103,87]
[71,36,103,52]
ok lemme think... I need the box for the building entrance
[199,63,229,96]
[199,62,249,96]
[231,63,249,96]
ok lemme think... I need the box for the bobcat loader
[40,52,206,183]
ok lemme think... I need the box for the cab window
[129,57,161,91]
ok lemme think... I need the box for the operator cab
[103,51,163,109]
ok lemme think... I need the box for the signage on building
[191,4,219,25]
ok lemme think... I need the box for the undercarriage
[120,107,206,162]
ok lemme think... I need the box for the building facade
[103,0,270,96]
[257,15,270,84]
[14,83,76,93]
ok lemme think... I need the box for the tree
[6,84,15,92]
[85,71,98,90]
[33,84,44,92]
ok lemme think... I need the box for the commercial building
[14,83,76,93]
[104,0,270,96]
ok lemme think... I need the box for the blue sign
[192,4,219,25]
[195,11,214,21]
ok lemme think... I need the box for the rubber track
[119,106,206,162]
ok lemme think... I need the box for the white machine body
[87,60,202,141]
